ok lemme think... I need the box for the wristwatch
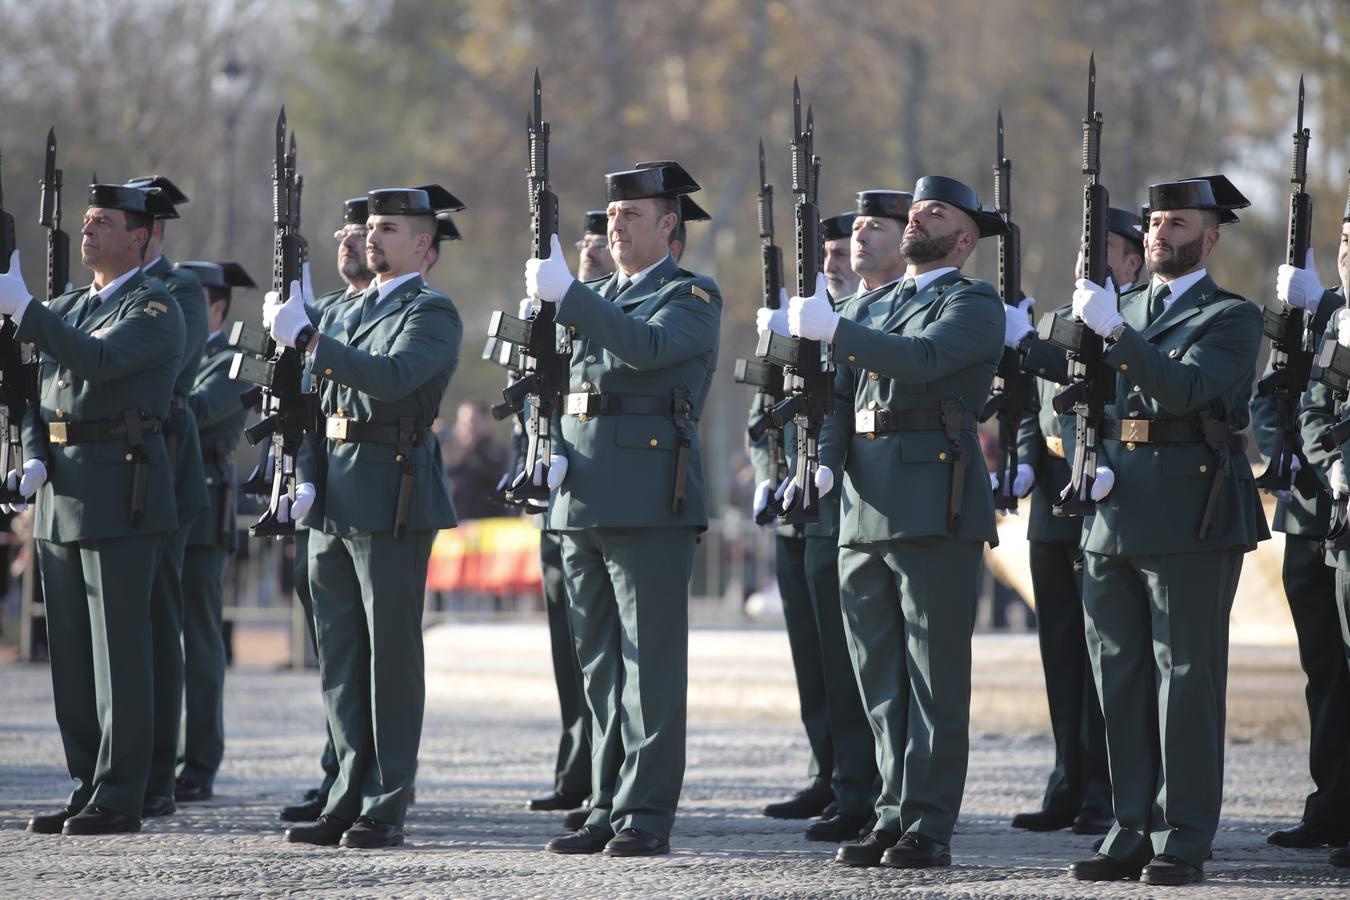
[1016,331,1035,356]
[1106,322,1128,344]
[295,325,316,353]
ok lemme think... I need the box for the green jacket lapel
[1142,274,1215,341]
[351,276,422,343]
[879,269,963,334]
[85,270,147,332]
[616,256,678,309]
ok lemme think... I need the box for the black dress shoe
[340,817,403,849]
[62,805,141,835]
[1011,808,1077,831]
[881,831,951,868]
[1071,809,1114,835]
[547,825,615,854]
[27,806,80,835]
[1069,853,1142,881]
[528,790,587,812]
[1142,854,1203,885]
[284,815,352,846]
[280,796,327,823]
[764,786,834,819]
[1330,846,1350,868]
[603,827,669,857]
[1092,836,1104,852]
[1267,821,1350,848]
[141,795,177,818]
[820,800,839,819]
[835,829,899,867]
[174,779,213,803]
[563,808,591,831]
[805,813,872,843]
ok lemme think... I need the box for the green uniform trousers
[1027,539,1110,817]
[562,527,696,841]
[178,544,228,786]
[541,529,590,798]
[778,534,878,816]
[148,522,191,799]
[1338,567,1350,671]
[308,528,435,826]
[39,534,161,817]
[1084,548,1243,868]
[837,537,982,843]
[1284,536,1350,827]
[294,530,339,797]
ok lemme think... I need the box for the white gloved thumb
[549,232,563,260]
[546,454,568,490]
[814,272,829,300]
[290,482,316,521]
[1089,465,1115,501]
[301,260,315,305]
[19,459,47,497]
[814,464,833,496]
[752,479,772,520]
[7,250,22,283]
[1305,248,1316,272]
[1017,295,1034,316]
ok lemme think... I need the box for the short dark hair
[1198,209,1221,230]
[124,210,154,260]
[654,196,681,244]
[206,286,232,316]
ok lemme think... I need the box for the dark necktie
[608,277,631,300]
[354,287,379,327]
[1148,283,1171,324]
[75,290,102,328]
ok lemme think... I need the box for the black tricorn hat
[606,161,700,203]
[343,197,370,225]
[1107,207,1145,250]
[368,184,466,216]
[88,183,154,216]
[176,260,256,291]
[911,176,1006,238]
[822,212,856,242]
[1144,175,1249,225]
[435,212,461,242]
[855,191,913,223]
[125,175,189,205]
[583,210,607,235]
[679,195,710,223]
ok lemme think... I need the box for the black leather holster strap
[218,480,235,551]
[393,416,417,540]
[940,399,967,533]
[671,389,692,516]
[325,416,430,447]
[1197,409,1233,542]
[563,392,676,418]
[47,414,163,445]
[854,408,977,434]
[124,409,149,528]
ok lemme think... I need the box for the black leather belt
[565,392,674,419]
[1101,417,1245,449]
[325,417,429,446]
[48,416,163,446]
[854,408,976,436]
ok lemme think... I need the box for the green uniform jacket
[311,285,358,322]
[299,275,461,535]
[547,255,722,530]
[1017,342,1083,545]
[1084,276,1268,556]
[19,272,185,541]
[1296,287,1349,565]
[148,256,209,526]
[1250,288,1338,536]
[820,269,1004,546]
[187,331,249,549]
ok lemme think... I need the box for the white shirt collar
[857,277,901,298]
[374,271,421,303]
[92,266,141,303]
[909,266,959,294]
[142,255,164,273]
[207,329,223,342]
[1153,268,1207,309]
[618,254,670,289]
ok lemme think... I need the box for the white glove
[18,459,46,497]
[778,464,834,509]
[1331,459,1348,498]
[518,296,538,317]
[531,454,567,491]
[1089,465,1115,501]
[752,479,773,521]
[278,482,316,523]
[787,274,839,342]
[1003,296,1035,348]
[0,250,34,320]
[1000,462,1035,498]
[1277,249,1322,314]
[525,234,575,304]
[1339,309,1350,350]
[270,280,310,348]
[262,290,283,329]
[756,307,790,336]
[1072,276,1123,338]
[1262,454,1301,503]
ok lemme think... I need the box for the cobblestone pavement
[1,625,1347,898]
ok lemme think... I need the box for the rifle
[733,139,787,524]
[979,110,1032,512]
[0,146,32,503]
[1314,167,1350,543]
[1256,77,1319,499]
[754,79,829,525]
[484,68,568,504]
[228,108,317,537]
[1039,54,1112,517]
[40,130,70,301]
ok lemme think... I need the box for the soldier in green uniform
[121,176,209,818]
[272,186,463,849]
[0,183,185,835]
[1254,214,1350,851]
[1296,191,1350,870]
[171,261,257,802]
[531,210,610,818]
[279,196,374,824]
[753,202,887,843]
[787,176,1005,869]
[523,162,721,858]
[822,211,860,300]
[998,207,1146,837]
[1067,177,1267,886]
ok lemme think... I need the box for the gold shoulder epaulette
[690,285,711,303]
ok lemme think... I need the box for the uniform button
[1038,368,1046,375]
[868,400,878,410]
[1199,464,1208,473]
[847,354,857,363]
[1119,363,1128,371]
[125,452,133,461]
[395,453,404,462]
[648,438,658,447]
[1169,349,1180,358]
[585,355,596,364]
[324,368,333,375]
[206,477,215,486]
[577,413,589,423]
[336,408,346,417]
[55,409,63,418]
[57,380,66,389]
[869,372,879,381]
[1125,441,1136,451]
[938,451,948,461]
[581,381,592,391]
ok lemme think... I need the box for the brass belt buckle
[326,417,351,442]
[566,393,594,421]
[1119,419,1150,443]
[854,410,876,434]
[1044,435,1065,459]
[48,421,69,445]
